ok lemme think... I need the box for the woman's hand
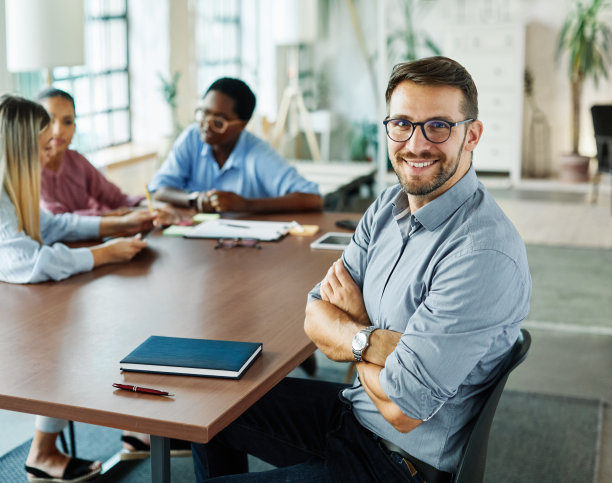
[153,205,184,227]
[120,209,156,233]
[90,234,148,267]
[99,209,154,237]
[102,207,132,217]
[320,259,370,325]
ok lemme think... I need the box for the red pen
[112,383,174,397]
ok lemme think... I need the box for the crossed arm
[304,259,423,433]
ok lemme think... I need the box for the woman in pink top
[37,87,145,215]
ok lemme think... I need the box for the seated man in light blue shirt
[191,57,531,482]
[150,77,323,213]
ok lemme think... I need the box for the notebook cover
[120,336,263,379]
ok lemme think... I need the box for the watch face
[352,332,367,351]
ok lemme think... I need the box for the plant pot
[559,153,590,183]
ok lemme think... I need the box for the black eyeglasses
[194,108,243,133]
[214,238,261,250]
[383,118,473,144]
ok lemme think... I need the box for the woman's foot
[120,431,151,461]
[120,431,192,460]
[26,430,101,481]
[25,457,101,482]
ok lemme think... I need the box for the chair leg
[300,354,317,376]
[589,172,600,204]
[68,421,76,457]
[58,421,77,457]
[58,429,69,454]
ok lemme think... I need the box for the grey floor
[1,181,611,482]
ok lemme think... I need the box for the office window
[195,0,242,92]
[194,0,260,95]
[11,0,130,153]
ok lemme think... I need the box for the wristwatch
[351,325,377,362]
[187,191,199,209]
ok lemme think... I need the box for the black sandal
[25,457,101,482]
[119,434,150,460]
[120,434,192,460]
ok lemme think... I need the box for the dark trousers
[191,377,424,482]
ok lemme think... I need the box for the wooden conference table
[0,211,358,482]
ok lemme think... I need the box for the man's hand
[321,259,370,325]
[90,234,148,267]
[207,189,248,212]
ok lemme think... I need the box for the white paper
[184,220,293,241]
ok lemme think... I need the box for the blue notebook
[120,336,263,379]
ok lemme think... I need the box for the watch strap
[188,191,199,209]
[352,325,377,362]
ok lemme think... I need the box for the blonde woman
[0,95,168,481]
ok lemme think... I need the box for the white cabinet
[445,24,525,183]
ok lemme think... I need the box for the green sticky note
[162,225,194,237]
[193,213,221,223]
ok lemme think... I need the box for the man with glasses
[191,57,531,482]
[149,77,323,213]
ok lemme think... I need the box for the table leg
[150,435,171,483]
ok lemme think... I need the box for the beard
[393,131,468,196]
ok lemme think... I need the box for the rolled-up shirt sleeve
[379,249,531,421]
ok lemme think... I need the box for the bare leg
[25,429,101,478]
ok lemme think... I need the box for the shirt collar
[391,164,478,231]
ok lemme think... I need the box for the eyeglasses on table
[214,238,261,250]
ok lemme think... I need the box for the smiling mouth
[405,159,436,168]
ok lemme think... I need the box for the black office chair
[453,329,531,483]
[590,105,612,212]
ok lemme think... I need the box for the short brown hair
[385,56,478,119]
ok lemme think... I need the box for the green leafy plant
[556,0,612,155]
[350,121,378,161]
[386,0,441,62]
[158,71,182,136]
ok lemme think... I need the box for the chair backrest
[453,328,531,483]
[591,105,612,172]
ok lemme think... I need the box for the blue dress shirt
[0,189,99,284]
[309,166,531,473]
[149,125,320,197]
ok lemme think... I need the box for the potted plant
[556,0,612,182]
[158,71,182,138]
[157,71,182,161]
